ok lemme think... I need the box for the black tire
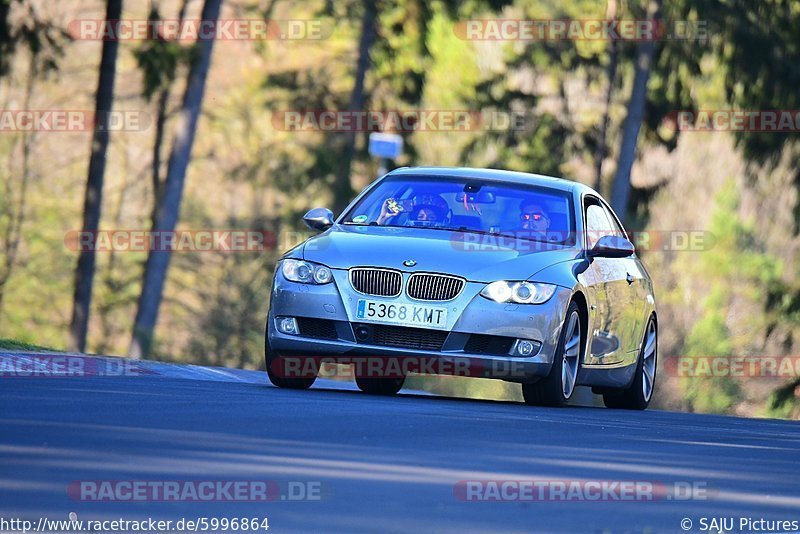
[522,301,583,407]
[355,375,405,395]
[603,317,657,410]
[265,328,316,390]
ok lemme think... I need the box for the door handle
[626,272,634,285]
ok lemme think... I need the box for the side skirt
[580,358,638,391]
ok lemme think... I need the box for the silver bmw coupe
[266,167,657,409]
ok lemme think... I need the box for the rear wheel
[522,302,582,407]
[355,375,405,395]
[603,317,657,410]
[265,330,316,390]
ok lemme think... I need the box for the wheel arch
[569,290,590,364]
[641,309,658,351]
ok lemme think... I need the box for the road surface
[1,351,799,533]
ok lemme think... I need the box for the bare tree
[128,0,223,358]
[68,0,123,352]
[610,0,662,221]
[332,0,377,215]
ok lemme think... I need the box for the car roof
[385,166,598,196]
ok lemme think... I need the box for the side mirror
[588,235,635,258]
[303,208,335,231]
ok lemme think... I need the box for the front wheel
[603,317,657,410]
[265,332,317,390]
[522,302,583,407]
[355,375,405,395]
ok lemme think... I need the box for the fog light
[513,339,540,357]
[354,325,371,341]
[277,317,299,335]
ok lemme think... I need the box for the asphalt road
[1,352,799,533]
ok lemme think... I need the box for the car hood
[301,225,581,283]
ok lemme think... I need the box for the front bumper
[267,268,572,383]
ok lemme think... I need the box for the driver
[519,199,551,240]
[410,205,439,223]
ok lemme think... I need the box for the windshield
[341,175,576,245]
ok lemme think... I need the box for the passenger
[377,195,448,226]
[377,198,405,225]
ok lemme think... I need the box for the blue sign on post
[368,133,404,159]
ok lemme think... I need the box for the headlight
[480,281,556,304]
[281,259,333,284]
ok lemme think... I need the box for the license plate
[355,299,448,329]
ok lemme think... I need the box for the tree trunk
[128,0,223,359]
[332,0,377,215]
[592,0,619,192]
[610,0,662,221]
[150,88,169,228]
[68,0,123,352]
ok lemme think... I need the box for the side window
[600,202,627,240]
[585,202,616,248]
